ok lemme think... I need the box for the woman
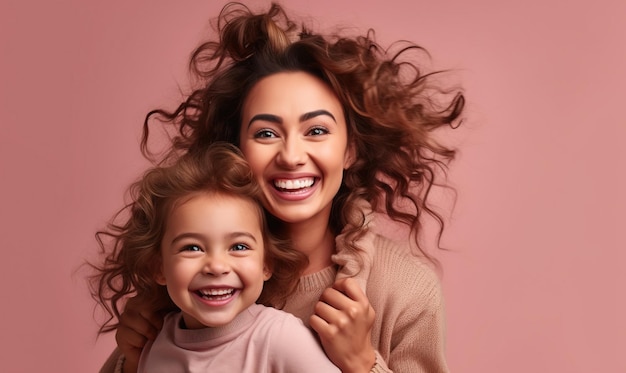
[102,3,464,372]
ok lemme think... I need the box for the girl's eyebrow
[247,110,336,128]
[228,231,258,243]
[169,231,257,245]
[170,232,204,245]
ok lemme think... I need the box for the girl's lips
[197,288,234,298]
[192,287,238,306]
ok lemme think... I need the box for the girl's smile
[157,192,271,329]
[192,287,239,307]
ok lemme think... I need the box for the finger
[321,281,375,325]
[314,298,342,323]
[123,295,165,333]
[119,309,160,341]
[139,308,164,331]
[115,323,153,350]
[314,298,362,339]
[309,312,337,339]
[319,286,367,324]
[319,286,354,310]
[126,293,168,330]
[332,277,367,302]
[309,312,329,331]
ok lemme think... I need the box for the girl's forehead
[170,191,257,211]
[163,191,265,236]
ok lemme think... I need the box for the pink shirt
[138,303,340,373]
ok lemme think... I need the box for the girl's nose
[203,254,230,276]
[275,136,306,169]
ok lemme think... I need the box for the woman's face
[239,72,353,227]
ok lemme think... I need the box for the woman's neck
[284,217,336,275]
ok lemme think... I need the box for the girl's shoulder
[248,304,311,334]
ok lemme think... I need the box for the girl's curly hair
[141,2,465,264]
[89,142,306,334]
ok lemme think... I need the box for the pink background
[1,1,624,372]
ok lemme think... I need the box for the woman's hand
[310,277,377,373]
[115,295,164,373]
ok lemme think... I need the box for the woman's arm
[368,242,450,373]
[99,348,123,373]
[379,288,448,373]
[99,296,165,373]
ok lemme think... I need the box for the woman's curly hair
[89,142,306,334]
[141,2,465,263]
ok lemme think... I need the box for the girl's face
[239,72,353,228]
[157,192,271,329]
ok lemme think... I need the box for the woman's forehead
[242,71,344,117]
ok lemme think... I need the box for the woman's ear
[343,141,357,169]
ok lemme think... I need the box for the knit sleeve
[99,348,124,373]
[368,237,450,373]
[390,278,448,373]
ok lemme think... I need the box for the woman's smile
[273,177,316,191]
[240,71,353,226]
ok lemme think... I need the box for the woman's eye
[231,243,250,252]
[254,129,277,138]
[308,127,329,136]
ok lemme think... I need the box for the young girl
[90,143,340,372]
[103,3,465,372]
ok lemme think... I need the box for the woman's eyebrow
[247,110,336,128]
[248,113,282,127]
[300,110,336,123]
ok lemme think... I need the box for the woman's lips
[273,177,315,191]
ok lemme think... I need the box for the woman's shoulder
[370,233,438,273]
[367,233,443,309]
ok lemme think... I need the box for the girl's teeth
[274,178,314,190]
[199,288,233,296]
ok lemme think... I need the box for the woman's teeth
[274,178,314,190]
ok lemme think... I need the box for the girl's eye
[254,129,277,138]
[182,245,202,252]
[231,243,250,252]
[308,127,329,136]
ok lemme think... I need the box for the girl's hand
[115,295,164,373]
[310,277,377,373]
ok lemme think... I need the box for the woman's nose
[275,136,306,168]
